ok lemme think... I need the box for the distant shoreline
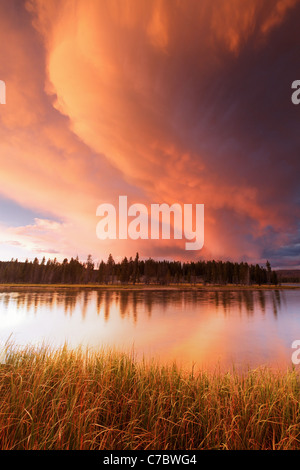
[0,283,299,290]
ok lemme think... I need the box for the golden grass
[0,344,299,450]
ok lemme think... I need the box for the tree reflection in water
[0,287,285,322]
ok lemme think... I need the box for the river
[0,286,300,371]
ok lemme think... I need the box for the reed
[0,344,299,450]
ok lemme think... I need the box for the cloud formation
[0,0,299,266]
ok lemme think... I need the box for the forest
[0,253,278,286]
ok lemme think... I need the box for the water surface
[0,287,300,371]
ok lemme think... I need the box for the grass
[0,344,299,450]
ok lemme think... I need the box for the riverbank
[0,345,299,450]
[0,282,299,290]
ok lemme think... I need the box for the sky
[0,0,299,268]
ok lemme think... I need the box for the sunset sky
[0,0,299,268]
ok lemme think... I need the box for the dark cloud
[1,0,299,266]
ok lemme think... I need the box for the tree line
[0,254,278,285]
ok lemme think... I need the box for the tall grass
[0,344,299,450]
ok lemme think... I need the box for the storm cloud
[0,0,299,267]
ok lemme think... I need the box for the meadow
[0,344,299,450]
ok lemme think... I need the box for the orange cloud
[0,0,298,265]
